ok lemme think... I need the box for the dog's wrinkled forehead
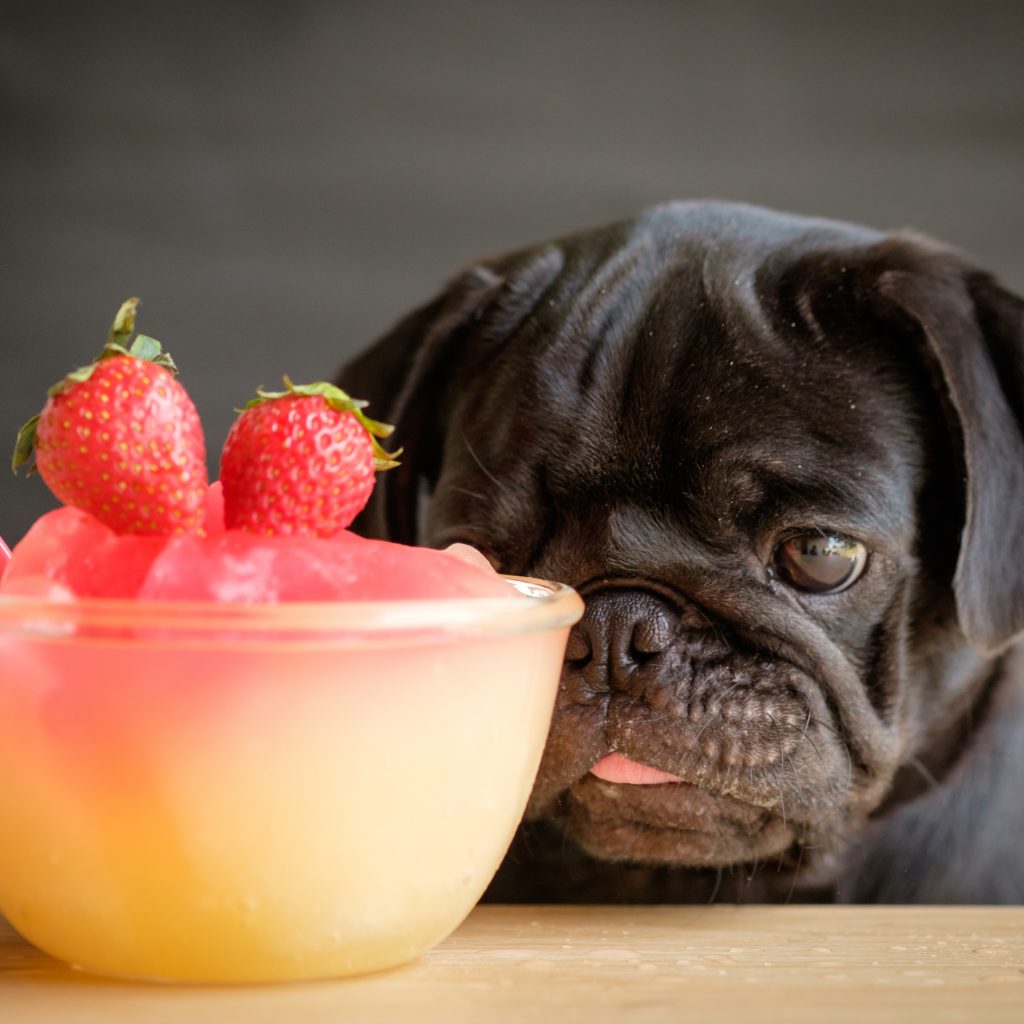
[342,199,1024,652]
[439,204,924,555]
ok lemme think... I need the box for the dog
[338,201,1024,903]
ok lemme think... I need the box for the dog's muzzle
[535,583,848,865]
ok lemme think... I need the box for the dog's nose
[567,589,679,692]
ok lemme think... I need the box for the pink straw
[0,534,10,578]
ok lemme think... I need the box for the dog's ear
[877,255,1024,654]
[337,266,504,542]
[338,245,564,543]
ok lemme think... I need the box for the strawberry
[12,298,208,535]
[219,378,398,538]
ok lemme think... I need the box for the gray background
[2,0,1022,545]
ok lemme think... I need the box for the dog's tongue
[589,752,684,785]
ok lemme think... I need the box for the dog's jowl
[340,202,1024,904]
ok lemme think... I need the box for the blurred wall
[2,0,1022,543]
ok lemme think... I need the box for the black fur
[340,202,1024,903]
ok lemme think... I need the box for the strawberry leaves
[244,377,401,470]
[10,299,208,534]
[10,416,38,475]
[13,299,399,542]
[220,379,399,537]
[13,299,179,475]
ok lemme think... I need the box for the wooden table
[3,905,1022,1023]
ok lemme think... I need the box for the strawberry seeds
[13,299,397,541]
[219,379,399,538]
[13,299,208,535]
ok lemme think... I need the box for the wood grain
[3,905,1022,1023]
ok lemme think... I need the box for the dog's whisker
[707,865,725,904]
[778,712,843,800]
[800,714,855,792]
[906,755,940,791]
[765,712,790,828]
[460,432,503,490]
[785,843,807,903]
[449,485,490,503]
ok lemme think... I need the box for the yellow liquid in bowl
[0,614,570,982]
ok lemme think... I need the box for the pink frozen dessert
[4,298,509,602]
[0,300,581,982]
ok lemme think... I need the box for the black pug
[338,202,1024,904]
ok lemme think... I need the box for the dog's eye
[773,534,867,594]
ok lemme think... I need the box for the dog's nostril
[565,625,592,665]
[632,614,675,658]
[574,588,680,690]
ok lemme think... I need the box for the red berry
[219,379,398,538]
[12,299,208,535]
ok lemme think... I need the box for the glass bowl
[0,577,582,983]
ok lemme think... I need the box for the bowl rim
[0,575,584,641]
